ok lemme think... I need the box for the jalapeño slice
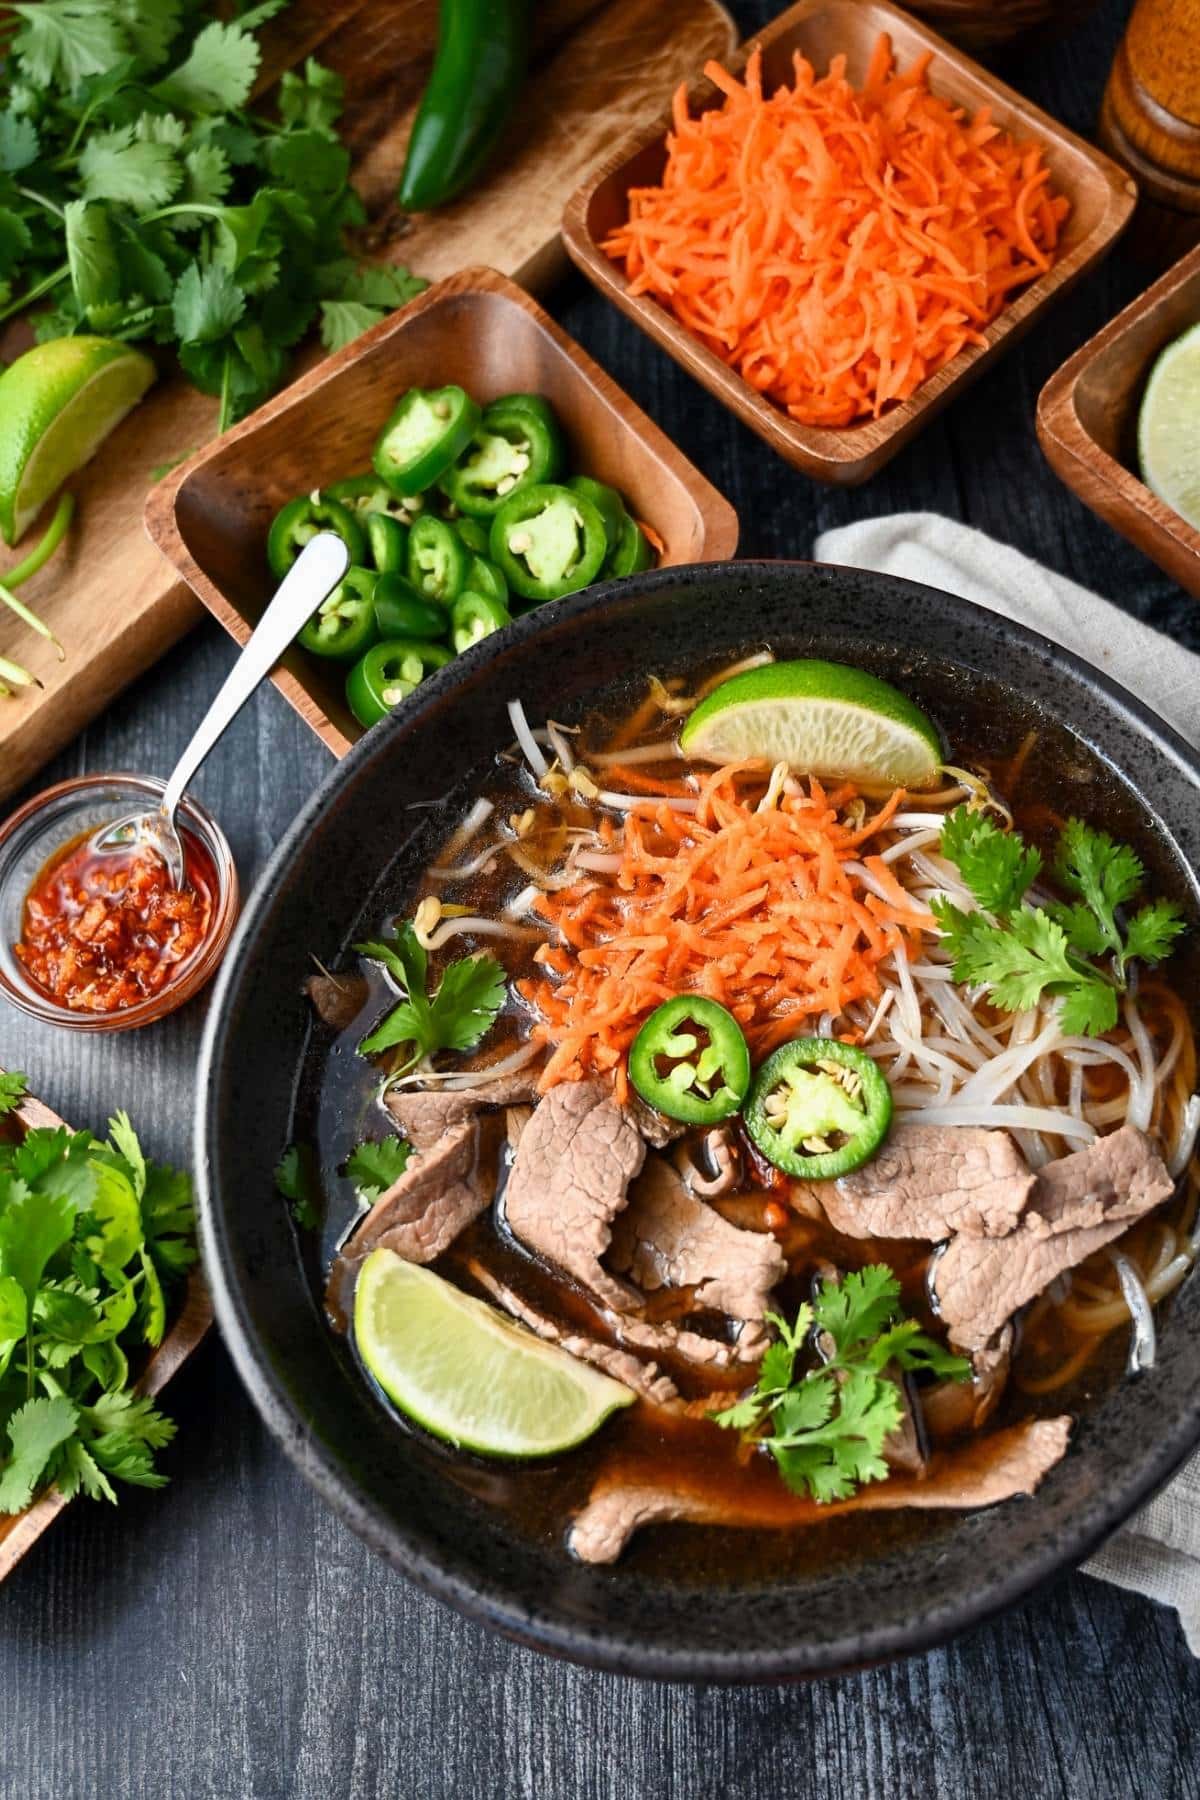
[628,996,751,1125]
[744,1038,891,1180]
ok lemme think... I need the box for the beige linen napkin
[815,511,1200,1653]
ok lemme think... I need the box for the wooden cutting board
[0,0,737,806]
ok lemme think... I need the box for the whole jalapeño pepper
[397,0,530,212]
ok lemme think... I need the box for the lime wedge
[681,658,942,789]
[354,1250,634,1457]
[0,338,156,545]
[1138,322,1200,531]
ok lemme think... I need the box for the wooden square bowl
[144,268,739,760]
[1037,243,1200,597]
[562,0,1137,486]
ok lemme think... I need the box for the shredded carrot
[518,767,937,1092]
[603,35,1070,427]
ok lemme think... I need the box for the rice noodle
[1108,1249,1156,1371]
[508,699,548,777]
[895,1102,1097,1140]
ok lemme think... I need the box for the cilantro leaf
[713,1270,969,1504]
[429,955,508,1053]
[79,124,182,210]
[345,1137,410,1204]
[140,1160,196,1278]
[0,1184,75,1306]
[275,1145,318,1230]
[113,0,184,68]
[0,1396,79,1514]
[278,58,344,133]
[0,109,40,173]
[105,1111,147,1201]
[813,1264,902,1362]
[172,259,245,343]
[1055,818,1142,955]
[153,20,262,115]
[940,806,1041,917]
[319,299,388,354]
[1121,899,1187,974]
[0,1073,28,1118]
[8,2,126,91]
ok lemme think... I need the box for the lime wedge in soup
[681,658,942,789]
[0,338,156,545]
[1138,321,1200,531]
[354,1250,634,1457]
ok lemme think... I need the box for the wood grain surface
[2,3,1200,1796]
[0,0,736,807]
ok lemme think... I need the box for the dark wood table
[3,3,1199,1794]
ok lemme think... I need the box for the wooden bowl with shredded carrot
[563,0,1136,485]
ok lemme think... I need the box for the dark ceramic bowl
[196,563,1200,1680]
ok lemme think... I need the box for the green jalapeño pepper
[629,996,751,1125]
[604,510,655,578]
[345,638,454,729]
[744,1038,892,1180]
[439,398,564,517]
[407,513,469,606]
[466,553,507,605]
[373,572,448,641]
[451,589,511,653]
[296,566,378,662]
[397,0,529,211]
[450,515,489,554]
[329,473,427,528]
[365,513,408,574]
[489,482,607,602]
[568,476,625,554]
[267,493,365,579]
[373,385,480,494]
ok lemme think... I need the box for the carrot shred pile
[603,34,1070,427]
[517,766,934,1102]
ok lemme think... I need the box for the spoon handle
[160,532,350,824]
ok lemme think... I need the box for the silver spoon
[93,531,350,888]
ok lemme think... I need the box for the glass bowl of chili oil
[0,773,238,1031]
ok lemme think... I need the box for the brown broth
[292,656,1200,1579]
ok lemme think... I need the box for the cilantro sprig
[713,1267,969,1503]
[932,807,1185,1036]
[356,921,507,1074]
[345,1136,410,1205]
[0,1089,196,1513]
[0,4,426,429]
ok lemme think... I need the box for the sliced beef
[814,1124,1035,1242]
[502,1079,647,1312]
[568,1416,1070,1563]
[922,1326,1013,1441]
[344,1114,504,1264]
[627,1092,688,1150]
[607,1155,785,1356]
[932,1127,1173,1349]
[467,1263,678,1406]
[385,1071,539,1154]
[303,972,368,1031]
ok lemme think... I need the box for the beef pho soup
[296,650,1199,1573]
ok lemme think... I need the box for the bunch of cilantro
[933,806,1186,1036]
[0,1072,196,1512]
[713,1266,969,1502]
[0,1,426,428]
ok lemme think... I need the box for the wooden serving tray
[0,1077,211,1582]
[146,267,739,758]
[0,0,737,807]
[1037,242,1200,597]
[562,0,1138,485]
